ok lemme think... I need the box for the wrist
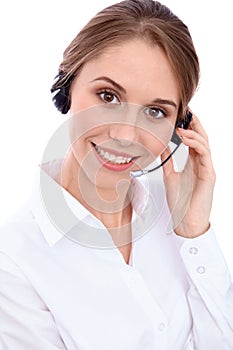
[174,222,210,239]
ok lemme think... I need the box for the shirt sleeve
[178,228,233,349]
[0,251,67,350]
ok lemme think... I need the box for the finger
[176,124,213,166]
[179,134,214,171]
[183,137,209,157]
[176,127,209,150]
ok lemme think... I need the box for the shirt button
[197,266,206,274]
[158,323,166,332]
[189,247,198,255]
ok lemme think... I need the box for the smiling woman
[0,0,233,349]
[65,39,179,197]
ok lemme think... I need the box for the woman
[0,0,232,349]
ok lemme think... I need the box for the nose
[108,104,139,145]
[109,123,139,146]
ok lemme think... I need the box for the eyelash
[96,88,168,119]
[143,106,168,119]
[96,89,120,104]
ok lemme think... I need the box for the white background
[0,0,233,272]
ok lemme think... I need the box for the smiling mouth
[91,142,135,165]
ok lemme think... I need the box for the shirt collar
[30,160,150,247]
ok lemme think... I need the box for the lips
[91,142,137,171]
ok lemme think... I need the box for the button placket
[189,247,198,255]
[119,266,168,335]
[197,266,206,274]
[158,322,166,332]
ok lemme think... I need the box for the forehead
[76,39,180,102]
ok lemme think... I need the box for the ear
[51,72,74,114]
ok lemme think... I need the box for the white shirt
[0,162,233,350]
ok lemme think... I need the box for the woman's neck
[58,151,133,231]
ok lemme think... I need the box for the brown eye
[144,107,166,119]
[103,92,114,102]
[98,90,120,104]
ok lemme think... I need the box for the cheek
[70,137,86,160]
[69,114,93,168]
[70,89,93,115]
[140,125,174,157]
[143,140,166,165]
[69,109,104,148]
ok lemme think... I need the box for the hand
[161,112,216,238]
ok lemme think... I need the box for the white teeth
[95,145,133,164]
[103,152,110,160]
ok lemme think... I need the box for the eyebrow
[90,76,127,94]
[151,98,177,109]
[90,76,177,109]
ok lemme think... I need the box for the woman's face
[69,38,180,189]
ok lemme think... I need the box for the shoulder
[0,204,41,257]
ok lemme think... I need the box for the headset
[51,71,74,115]
[130,109,192,177]
[51,72,193,178]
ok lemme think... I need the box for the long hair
[51,0,199,117]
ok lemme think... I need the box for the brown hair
[52,0,200,117]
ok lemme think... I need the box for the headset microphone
[130,110,193,178]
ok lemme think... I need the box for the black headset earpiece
[171,110,193,145]
[51,72,74,114]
